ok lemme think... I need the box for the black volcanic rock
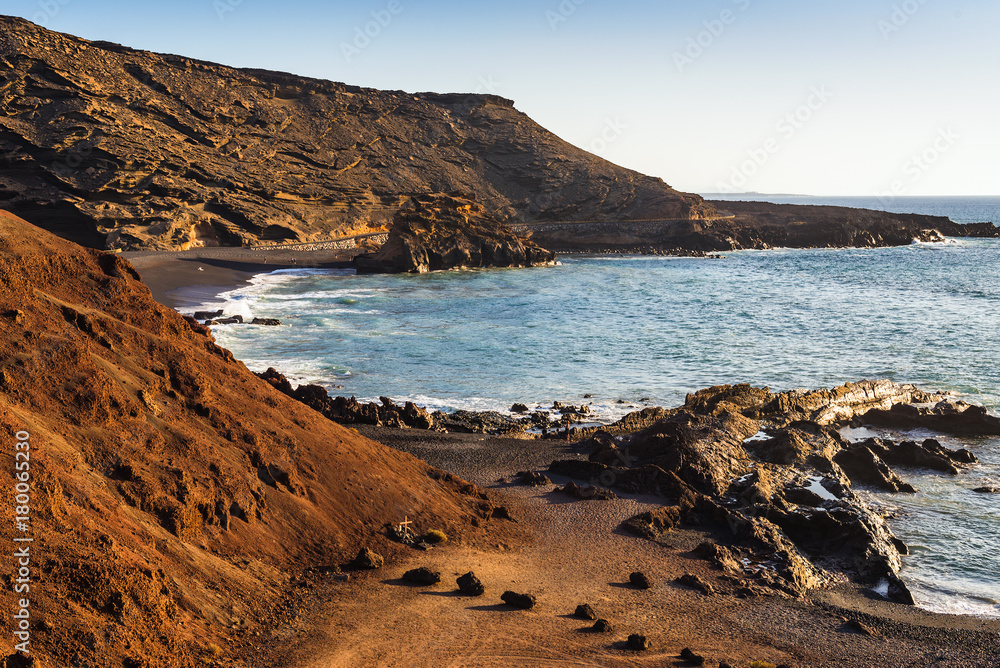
[353,193,555,273]
[0,16,709,250]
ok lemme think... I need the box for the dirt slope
[0,210,488,667]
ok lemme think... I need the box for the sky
[8,0,999,196]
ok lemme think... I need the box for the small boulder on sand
[402,567,441,585]
[501,591,537,609]
[457,571,485,596]
[630,571,651,589]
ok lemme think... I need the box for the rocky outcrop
[549,381,992,603]
[255,368,435,429]
[861,400,1000,435]
[0,16,709,251]
[353,193,556,273]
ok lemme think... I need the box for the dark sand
[128,251,1000,667]
[122,245,361,309]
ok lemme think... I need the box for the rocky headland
[520,200,1000,254]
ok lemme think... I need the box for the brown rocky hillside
[0,210,491,667]
[0,16,711,251]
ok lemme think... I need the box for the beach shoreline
[122,245,362,308]
[262,423,1000,667]
[123,247,1000,666]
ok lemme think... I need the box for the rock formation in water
[547,380,990,602]
[0,15,710,251]
[0,210,494,667]
[353,193,556,273]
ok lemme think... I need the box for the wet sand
[121,246,361,308]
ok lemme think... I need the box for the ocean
[183,196,1000,618]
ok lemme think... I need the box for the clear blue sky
[9,0,999,195]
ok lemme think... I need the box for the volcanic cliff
[0,16,711,251]
[0,210,499,667]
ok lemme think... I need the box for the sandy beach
[256,426,1000,667]
[122,245,362,309]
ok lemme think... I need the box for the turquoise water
[184,203,1000,619]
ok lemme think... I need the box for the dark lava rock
[676,573,715,596]
[206,315,243,325]
[555,480,617,501]
[255,370,436,430]
[193,309,224,320]
[516,471,552,487]
[489,506,516,522]
[973,486,1000,494]
[574,603,597,620]
[629,572,652,590]
[402,567,441,585]
[862,400,1000,435]
[500,590,537,609]
[354,193,556,274]
[510,403,530,413]
[834,443,916,493]
[863,437,977,473]
[626,634,651,651]
[351,547,383,570]
[621,506,683,539]
[250,317,281,326]
[680,647,706,665]
[591,619,613,633]
[457,572,485,596]
[434,409,525,436]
